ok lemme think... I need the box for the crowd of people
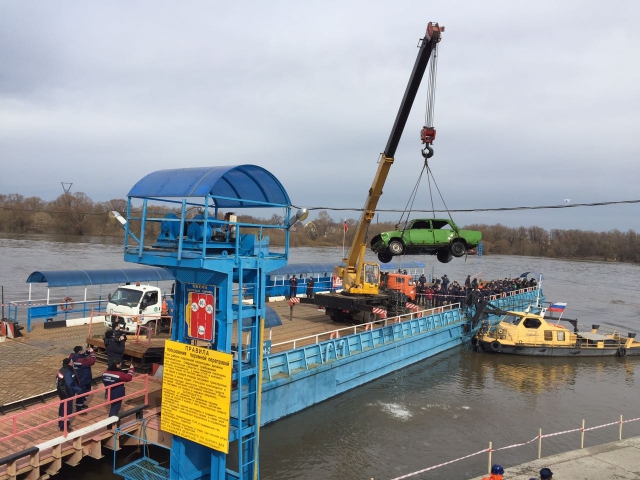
[414,273,538,308]
[55,322,135,432]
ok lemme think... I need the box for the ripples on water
[2,234,640,479]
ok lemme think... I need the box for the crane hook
[421,145,433,159]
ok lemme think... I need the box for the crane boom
[339,22,444,294]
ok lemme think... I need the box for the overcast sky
[1,1,639,232]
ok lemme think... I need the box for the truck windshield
[110,288,143,307]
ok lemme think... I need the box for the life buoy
[330,331,340,339]
[491,341,502,352]
[61,297,74,311]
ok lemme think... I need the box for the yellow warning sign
[160,340,233,453]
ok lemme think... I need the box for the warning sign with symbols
[161,341,233,453]
[184,283,216,341]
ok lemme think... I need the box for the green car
[370,218,482,264]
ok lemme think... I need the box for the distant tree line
[1,193,638,263]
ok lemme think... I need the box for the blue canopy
[26,268,174,287]
[127,164,290,208]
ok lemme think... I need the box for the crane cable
[397,157,456,230]
[424,159,455,224]
[424,43,438,130]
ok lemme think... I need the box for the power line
[1,198,640,217]
[294,199,640,213]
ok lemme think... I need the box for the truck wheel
[450,240,466,257]
[146,320,157,336]
[378,252,393,263]
[388,240,404,255]
[436,250,453,263]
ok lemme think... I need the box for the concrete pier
[469,436,640,479]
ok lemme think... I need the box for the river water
[1,233,640,479]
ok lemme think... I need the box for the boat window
[523,317,541,329]
[557,331,566,341]
[544,331,553,341]
[504,314,522,325]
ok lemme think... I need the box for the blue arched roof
[268,260,426,276]
[27,268,174,287]
[127,164,290,208]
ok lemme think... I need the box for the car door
[431,219,453,246]
[407,220,435,248]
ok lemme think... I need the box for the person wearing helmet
[539,467,553,479]
[481,464,504,480]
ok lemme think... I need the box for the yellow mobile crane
[315,22,444,322]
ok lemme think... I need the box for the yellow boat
[473,310,640,357]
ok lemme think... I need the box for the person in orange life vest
[102,360,134,428]
[482,464,504,480]
[69,345,96,411]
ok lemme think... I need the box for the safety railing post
[63,400,68,437]
[145,374,149,405]
[619,415,623,440]
[581,419,585,449]
[487,441,492,473]
[538,428,542,458]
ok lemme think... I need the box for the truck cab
[380,272,416,301]
[104,283,169,333]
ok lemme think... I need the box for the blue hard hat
[491,464,504,475]
[540,467,553,479]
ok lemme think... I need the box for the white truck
[104,283,173,333]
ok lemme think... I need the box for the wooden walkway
[0,376,163,479]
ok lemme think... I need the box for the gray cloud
[1,1,639,232]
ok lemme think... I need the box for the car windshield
[110,288,143,307]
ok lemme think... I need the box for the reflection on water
[490,360,577,394]
[2,234,640,479]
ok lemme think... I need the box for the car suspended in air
[370,217,482,264]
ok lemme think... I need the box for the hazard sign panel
[184,283,216,341]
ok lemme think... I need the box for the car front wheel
[378,252,393,263]
[450,240,466,257]
[436,250,453,263]
[388,240,405,255]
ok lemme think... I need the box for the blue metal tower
[119,165,300,480]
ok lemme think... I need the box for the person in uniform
[106,331,127,366]
[482,464,504,480]
[102,360,135,428]
[69,345,96,412]
[306,277,315,299]
[289,275,298,299]
[56,358,83,431]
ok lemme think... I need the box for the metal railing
[271,303,460,351]
[390,414,640,479]
[0,375,150,442]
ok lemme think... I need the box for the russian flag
[548,302,567,312]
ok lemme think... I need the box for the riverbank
[468,436,640,479]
